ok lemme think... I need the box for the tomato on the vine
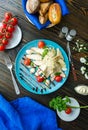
[7,25,14,33]
[38,41,45,48]
[36,76,44,82]
[0,32,3,39]
[0,43,5,51]
[2,38,8,45]
[2,20,7,28]
[65,107,72,114]
[54,75,62,82]
[0,12,18,49]
[10,17,18,26]
[4,12,12,21]
[5,32,12,39]
[24,58,31,66]
[0,26,6,34]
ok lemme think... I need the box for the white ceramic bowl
[57,97,80,122]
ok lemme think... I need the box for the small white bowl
[0,23,22,49]
[57,97,80,122]
[74,84,88,95]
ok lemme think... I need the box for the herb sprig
[49,96,88,112]
[42,47,49,58]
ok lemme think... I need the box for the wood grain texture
[0,0,88,130]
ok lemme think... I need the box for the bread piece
[26,0,40,14]
[49,3,61,24]
[39,1,53,16]
[39,12,48,24]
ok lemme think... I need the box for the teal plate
[15,39,70,94]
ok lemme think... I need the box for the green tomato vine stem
[68,105,88,109]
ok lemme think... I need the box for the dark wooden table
[0,0,88,130]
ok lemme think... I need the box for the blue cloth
[22,0,69,30]
[0,95,62,130]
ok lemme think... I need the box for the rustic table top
[0,0,88,130]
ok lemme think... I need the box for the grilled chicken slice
[31,47,44,54]
[26,54,42,60]
[33,60,43,66]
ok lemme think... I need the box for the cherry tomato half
[10,17,18,26]
[38,41,45,48]
[24,58,31,66]
[36,76,44,82]
[54,75,62,82]
[0,43,5,51]
[65,107,72,114]
[4,12,12,21]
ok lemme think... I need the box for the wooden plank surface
[0,0,88,130]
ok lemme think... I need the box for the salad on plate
[23,40,67,86]
[15,39,69,94]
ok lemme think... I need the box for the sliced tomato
[24,58,31,66]
[36,76,44,82]
[54,75,62,82]
[65,107,72,114]
[38,41,45,48]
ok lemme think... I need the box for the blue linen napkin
[0,95,62,130]
[22,0,69,30]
